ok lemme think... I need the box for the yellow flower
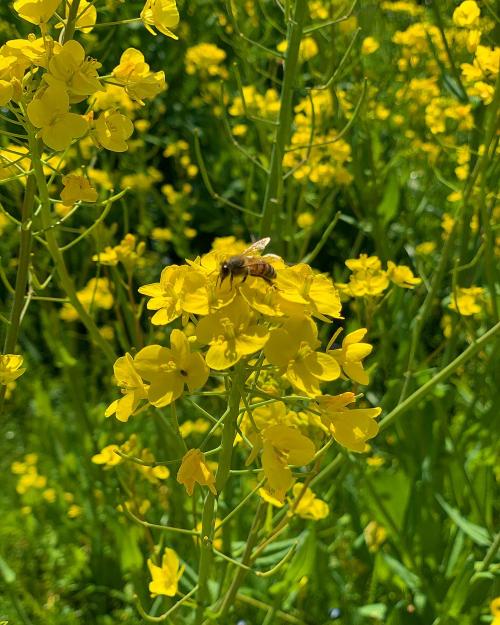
[290,483,329,520]
[364,520,387,552]
[328,328,373,385]
[139,265,189,325]
[196,299,269,370]
[387,261,421,288]
[92,109,134,152]
[46,40,102,102]
[0,80,14,106]
[276,264,342,320]
[60,174,98,204]
[177,448,217,496]
[362,37,380,55]
[91,444,122,468]
[141,0,179,39]
[27,84,88,151]
[453,1,480,28]
[134,329,209,406]
[151,227,172,241]
[491,598,500,625]
[67,504,82,518]
[112,48,166,103]
[105,353,149,422]
[13,0,60,25]
[296,211,315,229]
[415,241,436,256]
[344,254,389,297]
[261,425,315,496]
[264,317,340,396]
[316,392,381,453]
[148,548,184,597]
[0,354,26,385]
[449,286,484,316]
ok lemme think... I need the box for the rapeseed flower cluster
[337,254,421,299]
[105,239,382,514]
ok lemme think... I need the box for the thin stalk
[194,363,246,624]
[260,0,308,239]
[26,127,116,362]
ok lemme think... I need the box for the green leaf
[436,495,491,547]
[381,553,420,591]
[357,603,387,619]
[376,173,400,224]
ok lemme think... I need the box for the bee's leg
[241,270,249,284]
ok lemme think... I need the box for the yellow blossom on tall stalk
[13,0,60,25]
[196,299,269,370]
[45,40,102,102]
[449,286,484,316]
[177,448,217,496]
[259,425,316,501]
[105,353,148,422]
[328,328,373,385]
[316,393,381,453]
[60,174,98,204]
[0,355,26,385]
[264,316,340,396]
[91,109,134,152]
[290,483,329,520]
[147,548,184,597]
[112,48,166,104]
[134,329,209,406]
[27,84,88,151]
[141,0,180,39]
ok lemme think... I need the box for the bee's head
[218,261,230,284]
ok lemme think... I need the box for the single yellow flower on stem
[261,425,316,497]
[387,261,421,288]
[290,483,329,520]
[364,520,387,552]
[449,286,484,316]
[46,40,102,103]
[177,448,217,496]
[112,48,166,103]
[138,265,189,325]
[91,444,122,468]
[316,392,381,453]
[91,109,134,152]
[453,1,480,27]
[134,329,209,407]
[147,548,184,597]
[277,264,342,320]
[105,353,149,422]
[60,174,98,204]
[0,354,26,385]
[141,0,180,39]
[196,299,269,370]
[27,84,88,151]
[13,0,60,25]
[328,328,373,385]
[362,37,380,55]
[264,316,340,396]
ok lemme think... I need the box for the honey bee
[218,237,278,287]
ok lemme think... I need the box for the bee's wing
[242,237,271,256]
[261,253,281,261]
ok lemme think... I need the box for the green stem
[62,0,81,43]
[26,128,116,362]
[260,0,308,239]
[0,173,36,413]
[194,364,246,624]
